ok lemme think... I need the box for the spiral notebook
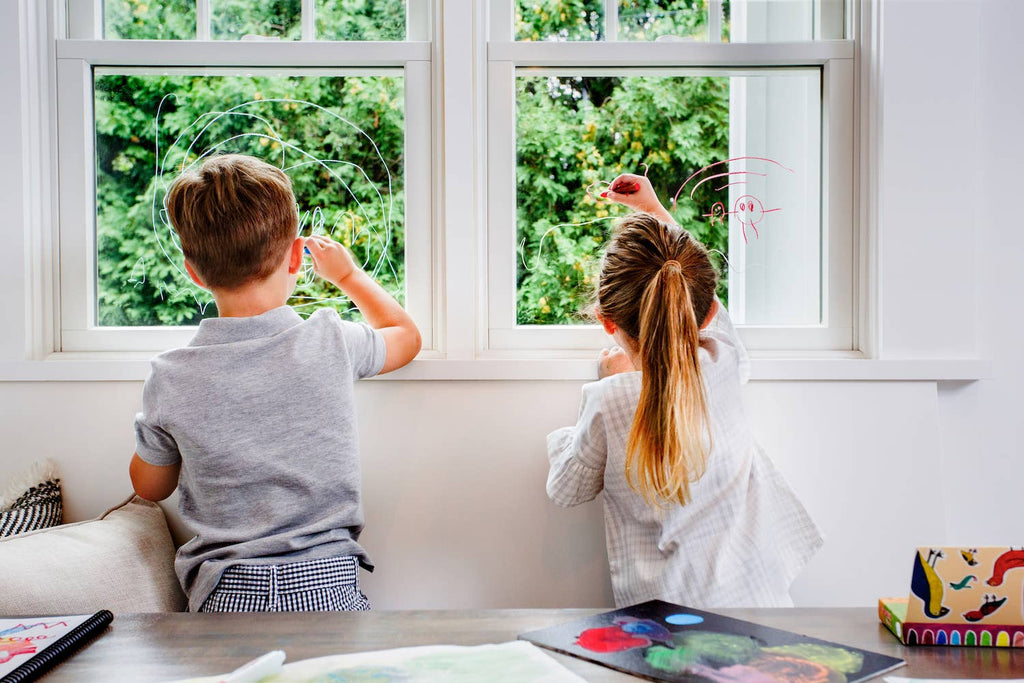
[0,611,113,683]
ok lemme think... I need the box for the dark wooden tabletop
[35,608,1024,681]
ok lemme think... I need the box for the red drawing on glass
[676,157,794,243]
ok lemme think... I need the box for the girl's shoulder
[586,371,642,405]
[699,302,751,384]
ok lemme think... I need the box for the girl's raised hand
[305,235,358,285]
[601,174,676,225]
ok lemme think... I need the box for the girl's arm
[602,174,676,225]
[546,383,608,506]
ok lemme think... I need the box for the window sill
[0,354,991,382]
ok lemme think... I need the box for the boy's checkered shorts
[199,555,370,613]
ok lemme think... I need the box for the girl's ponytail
[597,213,717,506]
[627,260,710,506]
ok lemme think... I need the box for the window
[48,0,856,366]
[58,0,432,351]
[487,0,854,352]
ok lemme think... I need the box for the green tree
[96,74,404,325]
[95,2,406,326]
[514,1,732,325]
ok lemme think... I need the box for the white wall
[3,0,1022,610]
[0,379,951,608]
[935,0,1024,545]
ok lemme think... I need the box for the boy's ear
[287,237,304,274]
[183,260,206,288]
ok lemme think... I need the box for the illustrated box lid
[879,547,1024,647]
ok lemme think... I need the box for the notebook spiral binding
[0,610,113,683]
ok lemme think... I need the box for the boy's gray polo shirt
[134,306,386,612]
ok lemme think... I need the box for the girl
[546,174,822,608]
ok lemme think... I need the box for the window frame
[485,2,855,354]
[0,0,997,382]
[56,1,436,353]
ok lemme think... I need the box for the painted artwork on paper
[174,641,585,683]
[0,615,92,677]
[520,600,904,682]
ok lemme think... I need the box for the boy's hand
[601,174,676,225]
[305,235,358,285]
[598,346,636,379]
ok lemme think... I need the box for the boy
[129,154,420,612]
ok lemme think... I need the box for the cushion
[0,495,187,614]
[0,459,63,538]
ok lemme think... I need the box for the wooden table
[39,608,1024,681]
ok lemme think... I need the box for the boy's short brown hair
[165,154,299,289]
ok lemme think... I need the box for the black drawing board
[519,600,905,682]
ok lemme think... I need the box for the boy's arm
[129,453,180,501]
[305,235,422,373]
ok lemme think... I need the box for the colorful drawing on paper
[520,600,905,683]
[0,616,89,676]
[172,641,585,683]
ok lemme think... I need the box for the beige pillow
[0,495,186,614]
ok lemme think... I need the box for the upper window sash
[485,1,855,353]
[55,4,435,353]
[500,0,846,44]
[66,0,432,42]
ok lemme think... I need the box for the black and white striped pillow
[1,460,63,538]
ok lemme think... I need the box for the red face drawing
[735,194,763,225]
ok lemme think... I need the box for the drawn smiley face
[734,195,765,225]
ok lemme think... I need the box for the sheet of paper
[173,641,586,683]
[0,615,93,676]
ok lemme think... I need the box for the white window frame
[56,0,436,353]
[0,0,995,381]
[485,0,855,354]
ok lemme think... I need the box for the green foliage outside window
[104,0,405,41]
[93,1,730,329]
[95,74,404,326]
[95,1,406,326]
[514,1,732,325]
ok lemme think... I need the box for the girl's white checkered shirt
[546,305,823,608]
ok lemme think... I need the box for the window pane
[94,71,405,326]
[510,0,844,43]
[617,1,710,42]
[104,0,197,40]
[516,0,604,41]
[515,70,821,327]
[211,0,301,40]
[317,0,407,40]
[727,0,845,43]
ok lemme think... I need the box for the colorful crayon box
[879,546,1024,647]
